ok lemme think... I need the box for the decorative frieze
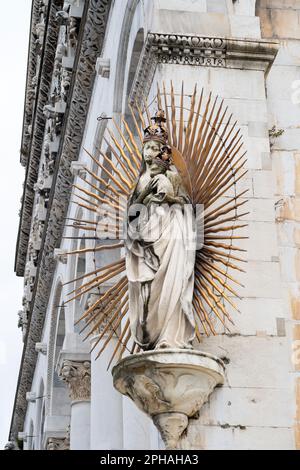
[16,0,64,277]
[10,0,113,445]
[16,0,82,277]
[58,360,91,402]
[130,33,226,104]
[17,0,85,322]
[129,32,279,105]
[20,0,49,169]
[149,33,226,66]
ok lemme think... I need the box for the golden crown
[143,110,168,145]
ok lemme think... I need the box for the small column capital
[46,436,70,451]
[58,359,91,402]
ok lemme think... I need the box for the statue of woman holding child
[125,111,196,351]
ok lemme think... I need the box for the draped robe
[125,167,196,350]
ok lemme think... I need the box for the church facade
[9,0,300,450]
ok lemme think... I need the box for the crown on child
[143,110,168,145]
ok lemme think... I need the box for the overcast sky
[0,0,32,447]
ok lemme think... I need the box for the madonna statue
[125,110,196,351]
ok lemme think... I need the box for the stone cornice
[130,33,279,104]
[10,0,113,442]
[15,0,64,277]
[226,37,279,74]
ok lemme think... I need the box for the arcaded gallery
[5,0,300,451]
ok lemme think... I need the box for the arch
[46,280,63,414]
[46,279,62,415]
[51,303,70,417]
[113,0,142,115]
[68,207,86,323]
[35,379,44,450]
[124,27,145,129]
[46,279,70,421]
[39,402,46,450]
[27,420,34,450]
[69,207,84,276]
[93,116,108,156]
[74,236,87,326]
[75,237,86,289]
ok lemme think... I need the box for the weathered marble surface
[113,349,225,449]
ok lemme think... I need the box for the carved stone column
[47,434,70,451]
[58,358,91,450]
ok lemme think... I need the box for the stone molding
[10,0,113,442]
[149,33,226,66]
[226,37,279,74]
[17,0,84,322]
[45,281,63,414]
[20,0,49,169]
[129,32,279,104]
[58,359,91,402]
[16,0,64,276]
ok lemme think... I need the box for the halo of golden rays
[63,82,248,367]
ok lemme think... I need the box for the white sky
[0,0,32,447]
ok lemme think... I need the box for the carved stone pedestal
[112,349,225,449]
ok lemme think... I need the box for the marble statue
[125,111,196,351]
[69,86,246,449]
[72,85,246,360]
